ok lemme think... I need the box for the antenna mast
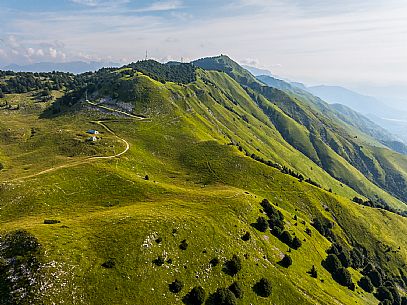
[145,50,148,60]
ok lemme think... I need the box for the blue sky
[1,0,407,92]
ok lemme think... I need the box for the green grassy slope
[0,64,407,305]
[193,56,407,207]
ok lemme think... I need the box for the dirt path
[5,120,132,183]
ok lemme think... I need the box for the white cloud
[135,0,184,12]
[240,58,260,67]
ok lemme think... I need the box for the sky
[0,0,406,98]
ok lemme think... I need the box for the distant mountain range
[1,61,119,74]
[243,65,407,144]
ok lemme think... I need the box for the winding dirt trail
[5,120,131,183]
[4,101,149,183]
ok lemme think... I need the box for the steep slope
[1,63,407,305]
[194,56,407,207]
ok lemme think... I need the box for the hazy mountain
[306,85,407,143]
[242,65,273,76]
[2,61,119,74]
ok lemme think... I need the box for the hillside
[1,58,407,305]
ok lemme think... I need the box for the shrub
[1,230,41,258]
[379,300,392,305]
[255,217,269,232]
[280,231,293,245]
[144,175,149,180]
[224,255,242,276]
[253,278,272,297]
[210,257,220,267]
[305,228,312,236]
[179,239,188,250]
[169,279,183,293]
[228,282,243,299]
[310,265,318,278]
[211,288,237,305]
[323,254,342,273]
[333,267,353,288]
[280,254,292,268]
[375,286,394,303]
[153,256,165,266]
[350,248,364,269]
[241,232,251,241]
[358,276,374,293]
[271,226,282,237]
[367,269,383,287]
[291,236,302,249]
[101,258,116,269]
[184,286,206,305]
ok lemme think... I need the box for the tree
[184,286,206,305]
[211,288,237,305]
[271,226,282,237]
[253,278,272,297]
[0,88,4,98]
[367,269,383,287]
[358,276,374,293]
[280,231,293,245]
[291,236,302,249]
[224,255,242,276]
[310,265,318,278]
[280,254,292,268]
[333,267,353,288]
[375,286,394,303]
[323,254,342,273]
[179,239,188,250]
[255,216,268,232]
[228,282,243,299]
[210,257,220,267]
[169,279,183,293]
[241,231,251,241]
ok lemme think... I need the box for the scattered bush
[280,231,293,245]
[375,286,394,303]
[210,257,220,267]
[367,269,383,287]
[183,286,206,305]
[101,258,116,269]
[180,239,188,250]
[310,265,318,278]
[153,256,165,266]
[253,278,272,297]
[169,279,183,293]
[280,254,292,268]
[1,230,41,258]
[358,276,374,293]
[241,231,251,241]
[224,255,242,276]
[210,288,237,305]
[271,226,282,237]
[333,267,353,288]
[228,282,243,299]
[255,216,269,232]
[323,254,342,273]
[291,236,302,249]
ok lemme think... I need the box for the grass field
[1,68,407,304]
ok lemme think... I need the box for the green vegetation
[0,55,406,304]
